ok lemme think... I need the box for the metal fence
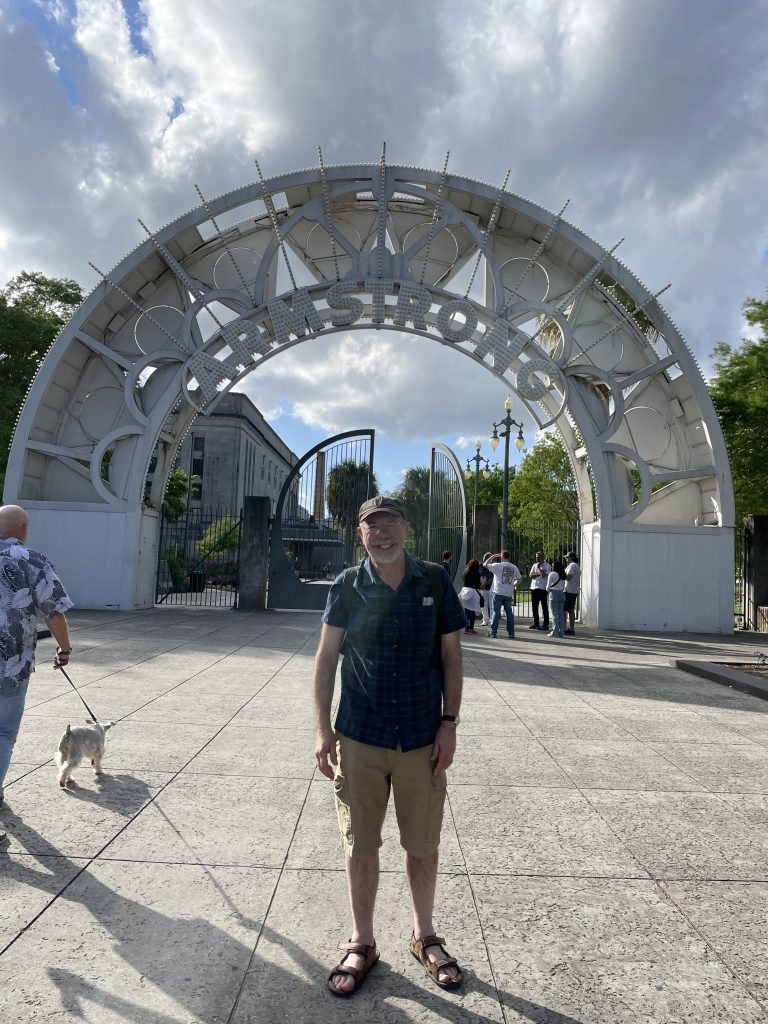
[735,527,745,630]
[495,520,582,618]
[156,506,242,607]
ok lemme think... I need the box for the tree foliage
[162,468,190,521]
[195,516,241,557]
[326,460,378,563]
[467,463,509,510]
[0,271,83,491]
[391,466,430,555]
[709,292,768,524]
[506,434,579,526]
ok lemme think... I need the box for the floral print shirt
[0,535,73,688]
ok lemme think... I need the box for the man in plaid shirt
[313,496,466,996]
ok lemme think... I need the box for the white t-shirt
[529,561,551,590]
[487,561,522,596]
[546,570,565,592]
[564,561,581,594]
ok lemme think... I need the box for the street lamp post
[489,396,525,551]
[464,439,490,509]
[464,440,490,558]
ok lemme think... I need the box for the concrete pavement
[1,607,768,1023]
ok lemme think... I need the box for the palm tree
[326,460,377,564]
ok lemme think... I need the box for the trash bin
[188,570,206,593]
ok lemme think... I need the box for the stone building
[174,393,297,512]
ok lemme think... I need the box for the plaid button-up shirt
[323,553,466,751]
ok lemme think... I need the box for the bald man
[0,505,73,847]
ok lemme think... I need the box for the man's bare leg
[330,851,379,993]
[405,852,459,984]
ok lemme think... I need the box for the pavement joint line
[443,788,509,1020]
[224,775,316,1024]
[9,855,768,883]
[654,877,768,1013]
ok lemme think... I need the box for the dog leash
[57,665,99,722]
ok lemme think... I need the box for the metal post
[427,446,436,562]
[501,424,510,551]
[466,436,489,557]
[490,399,525,554]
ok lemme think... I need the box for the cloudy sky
[2,0,767,491]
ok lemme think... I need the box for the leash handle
[57,665,99,722]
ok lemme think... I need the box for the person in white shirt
[528,552,551,630]
[563,552,581,636]
[546,559,566,638]
[478,553,493,628]
[483,551,522,638]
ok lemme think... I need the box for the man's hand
[430,723,457,775]
[315,726,338,780]
[53,647,71,670]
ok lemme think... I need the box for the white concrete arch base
[4,161,734,631]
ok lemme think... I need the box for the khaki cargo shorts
[333,735,447,859]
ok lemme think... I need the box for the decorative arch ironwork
[3,155,734,630]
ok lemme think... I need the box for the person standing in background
[546,559,566,638]
[528,552,551,631]
[564,552,581,636]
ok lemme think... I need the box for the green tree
[709,292,768,525]
[196,516,240,557]
[162,468,190,520]
[473,463,504,507]
[506,434,579,525]
[0,271,83,491]
[391,466,430,556]
[326,460,377,564]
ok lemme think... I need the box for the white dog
[57,720,115,787]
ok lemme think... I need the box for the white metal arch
[4,159,734,630]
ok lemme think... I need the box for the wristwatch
[441,714,460,725]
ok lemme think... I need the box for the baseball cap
[358,496,407,523]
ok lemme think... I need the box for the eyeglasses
[360,521,404,534]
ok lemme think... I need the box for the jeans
[0,677,29,800]
[491,594,514,637]
[549,590,565,637]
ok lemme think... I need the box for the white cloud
[0,0,766,381]
[237,331,522,446]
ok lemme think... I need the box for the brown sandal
[410,932,464,989]
[327,940,379,997]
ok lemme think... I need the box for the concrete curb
[673,658,768,702]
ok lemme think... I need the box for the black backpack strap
[422,561,445,616]
[341,565,359,614]
[339,565,360,655]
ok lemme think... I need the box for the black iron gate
[268,430,375,610]
[156,506,242,607]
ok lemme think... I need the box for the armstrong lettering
[183,281,566,412]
